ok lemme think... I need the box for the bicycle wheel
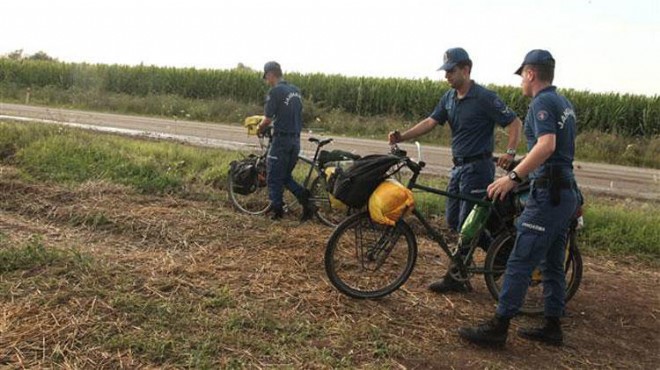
[310,175,349,227]
[484,228,582,315]
[227,159,271,215]
[324,211,417,299]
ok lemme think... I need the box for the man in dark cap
[257,61,315,221]
[459,49,579,348]
[389,47,522,293]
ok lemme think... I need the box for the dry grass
[1,166,658,369]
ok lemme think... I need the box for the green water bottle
[460,204,490,244]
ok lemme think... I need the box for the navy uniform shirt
[430,82,517,158]
[524,86,576,179]
[265,81,303,135]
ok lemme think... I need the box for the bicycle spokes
[355,225,401,272]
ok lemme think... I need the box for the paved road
[1,102,658,201]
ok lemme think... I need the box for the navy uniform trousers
[267,135,305,210]
[496,185,579,318]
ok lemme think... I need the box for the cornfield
[1,58,658,136]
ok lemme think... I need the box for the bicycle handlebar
[390,144,425,173]
[491,156,521,172]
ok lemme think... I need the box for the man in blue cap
[389,47,522,293]
[257,61,315,221]
[458,49,579,347]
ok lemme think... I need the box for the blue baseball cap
[263,61,282,79]
[515,49,555,75]
[437,47,470,71]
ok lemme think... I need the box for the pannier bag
[331,154,403,209]
[368,179,415,226]
[229,155,262,195]
[324,167,348,211]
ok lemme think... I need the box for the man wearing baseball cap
[257,61,315,221]
[389,47,522,293]
[459,49,580,347]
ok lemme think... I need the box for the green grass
[0,121,242,194]
[575,130,660,168]
[580,201,660,259]
[0,234,67,273]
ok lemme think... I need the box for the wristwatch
[508,170,523,183]
[506,148,516,156]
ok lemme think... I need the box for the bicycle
[227,118,357,226]
[324,146,583,314]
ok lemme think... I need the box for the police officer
[257,61,315,221]
[389,47,522,293]
[458,50,579,347]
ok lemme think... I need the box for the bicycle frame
[257,130,331,190]
[298,137,332,189]
[397,155,506,281]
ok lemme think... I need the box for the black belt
[532,178,576,189]
[273,132,299,137]
[452,152,491,166]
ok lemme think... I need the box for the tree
[28,51,57,62]
[5,49,24,60]
[1,49,57,61]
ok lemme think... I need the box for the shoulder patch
[493,98,505,109]
[536,110,549,121]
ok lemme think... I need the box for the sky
[1,0,659,96]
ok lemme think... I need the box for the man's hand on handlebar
[388,130,402,145]
[487,175,517,201]
[497,154,515,170]
[257,124,271,138]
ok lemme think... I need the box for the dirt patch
[1,169,658,368]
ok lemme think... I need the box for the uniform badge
[536,110,548,121]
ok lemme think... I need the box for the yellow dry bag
[368,179,415,226]
[243,115,265,135]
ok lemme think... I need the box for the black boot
[298,189,317,222]
[428,269,468,293]
[269,207,284,221]
[517,316,563,346]
[458,315,510,347]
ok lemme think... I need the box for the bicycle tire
[310,175,349,227]
[484,228,582,315]
[227,161,271,215]
[324,211,417,299]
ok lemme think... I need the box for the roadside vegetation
[1,55,659,168]
[1,121,657,260]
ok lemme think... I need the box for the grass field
[1,121,658,368]
[1,58,658,137]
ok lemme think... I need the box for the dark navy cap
[515,49,555,75]
[437,48,470,71]
[263,61,282,79]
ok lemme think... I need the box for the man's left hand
[497,154,515,170]
[257,122,270,137]
[487,175,517,201]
